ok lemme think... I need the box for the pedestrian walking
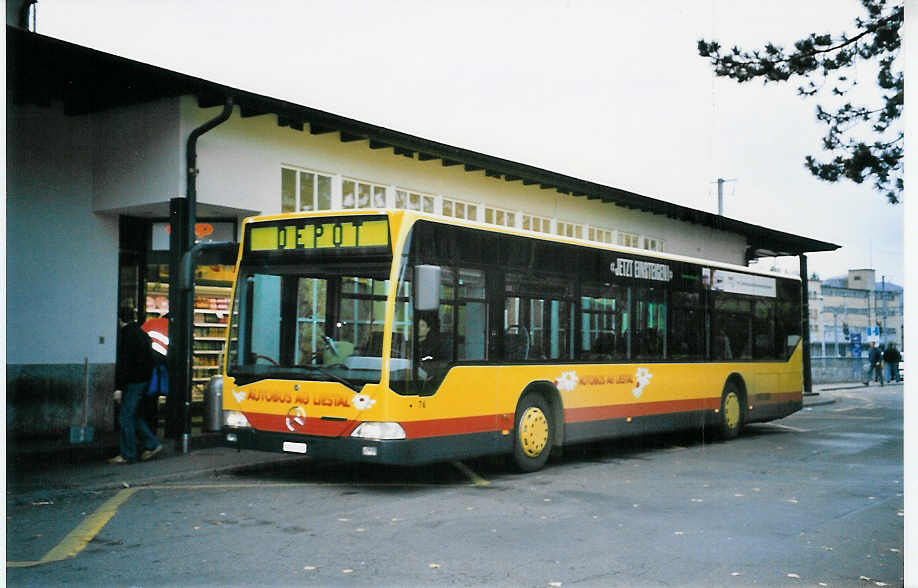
[109,307,163,464]
[863,342,884,386]
[883,343,902,383]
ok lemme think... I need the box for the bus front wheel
[512,393,553,472]
[719,382,743,440]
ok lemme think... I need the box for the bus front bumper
[221,426,503,466]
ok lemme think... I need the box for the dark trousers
[119,381,160,461]
[872,363,885,385]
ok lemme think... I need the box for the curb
[90,455,312,493]
[803,398,836,408]
[7,452,311,502]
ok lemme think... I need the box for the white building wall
[92,97,184,213]
[186,97,746,265]
[7,104,119,364]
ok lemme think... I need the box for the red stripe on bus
[401,415,500,439]
[244,412,358,437]
[243,391,801,439]
[565,398,721,423]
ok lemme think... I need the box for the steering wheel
[506,324,530,360]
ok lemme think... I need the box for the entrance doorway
[117,216,238,438]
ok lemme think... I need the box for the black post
[176,97,233,453]
[166,197,190,441]
[800,254,813,394]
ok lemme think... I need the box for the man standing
[883,343,902,383]
[863,342,885,387]
[109,307,163,464]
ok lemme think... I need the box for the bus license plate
[282,442,308,454]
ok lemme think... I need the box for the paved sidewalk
[5,382,861,500]
[6,433,308,502]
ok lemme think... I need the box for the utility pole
[712,178,737,216]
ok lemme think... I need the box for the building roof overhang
[7,26,839,257]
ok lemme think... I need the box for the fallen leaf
[889,548,901,553]
[544,498,552,502]
[548,582,563,587]
[787,573,801,579]
[822,546,834,551]
[875,582,888,587]
[429,563,441,569]
[690,498,703,503]
[860,576,872,582]
[731,572,743,577]
[674,531,684,536]
[122,482,130,488]
[788,499,799,504]
[342,569,354,574]
[303,566,316,571]
[734,493,744,497]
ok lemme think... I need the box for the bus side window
[457,268,487,361]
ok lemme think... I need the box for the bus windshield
[226,262,400,388]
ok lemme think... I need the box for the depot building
[5,25,839,442]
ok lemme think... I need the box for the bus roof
[242,210,802,282]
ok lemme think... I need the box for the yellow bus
[221,210,803,471]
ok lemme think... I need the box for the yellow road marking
[7,488,138,568]
[8,473,490,568]
[451,461,490,486]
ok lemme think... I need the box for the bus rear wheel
[512,393,553,472]
[719,382,743,440]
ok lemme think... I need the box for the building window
[556,220,583,240]
[484,206,516,228]
[343,178,387,209]
[588,226,614,244]
[643,237,664,251]
[617,232,640,248]
[395,189,435,213]
[281,167,333,212]
[442,196,478,221]
[522,214,551,234]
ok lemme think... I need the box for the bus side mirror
[414,265,441,312]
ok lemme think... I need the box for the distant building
[808,269,903,357]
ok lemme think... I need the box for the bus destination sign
[249,218,390,252]
[611,257,673,282]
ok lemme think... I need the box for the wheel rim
[723,391,740,430]
[519,406,549,458]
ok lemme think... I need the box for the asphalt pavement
[5,382,862,501]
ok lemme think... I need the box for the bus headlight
[223,410,251,428]
[350,422,406,440]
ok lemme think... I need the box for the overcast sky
[33,0,906,286]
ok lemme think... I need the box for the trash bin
[204,375,223,432]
